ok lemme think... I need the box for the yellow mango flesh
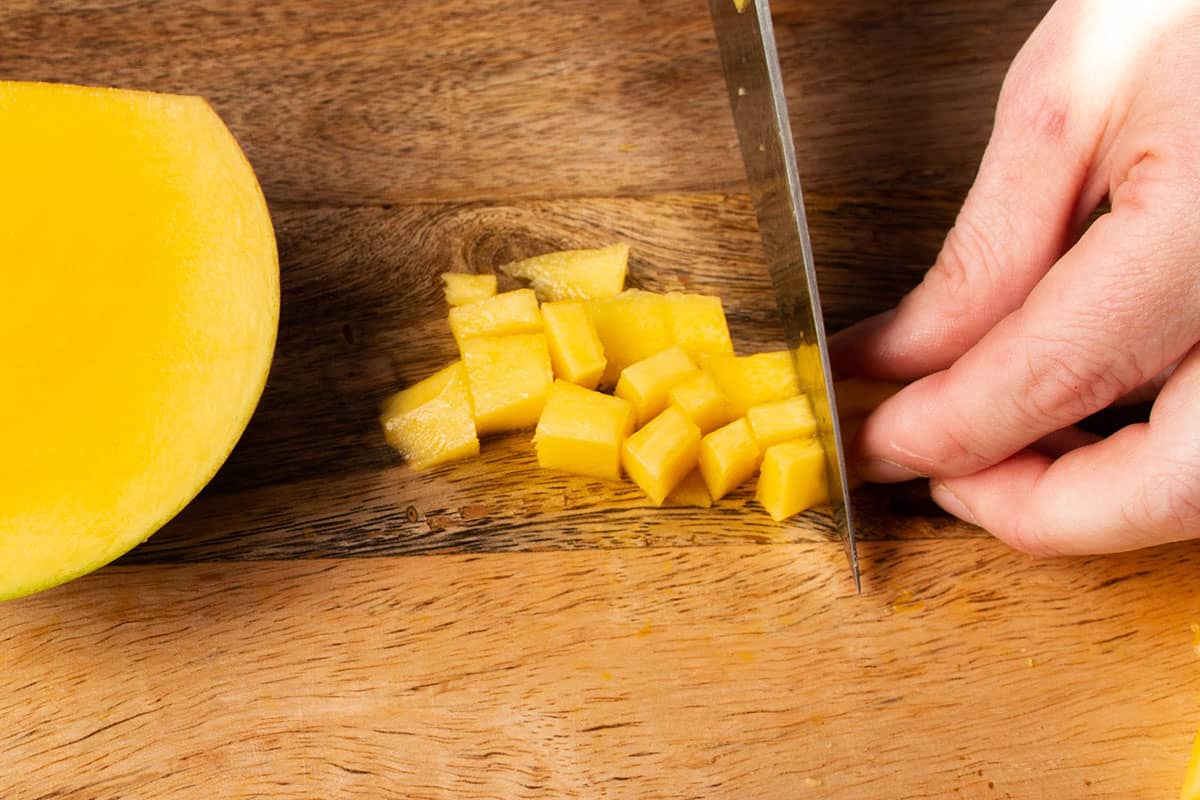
[589,289,675,387]
[534,380,634,480]
[756,439,828,522]
[461,333,554,435]
[442,273,497,307]
[621,406,701,506]
[703,350,801,417]
[500,243,628,302]
[747,394,817,448]
[448,288,542,347]
[542,300,606,390]
[0,82,278,600]
[668,371,734,434]
[698,417,761,501]
[1183,725,1200,800]
[380,362,479,470]
[614,345,698,427]
[665,293,734,362]
[664,470,713,508]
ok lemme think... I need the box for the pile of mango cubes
[380,243,828,521]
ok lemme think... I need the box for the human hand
[829,0,1200,555]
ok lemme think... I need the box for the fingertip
[929,481,980,527]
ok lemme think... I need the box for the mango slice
[668,371,734,434]
[698,417,762,501]
[703,351,800,417]
[664,470,713,508]
[449,288,542,347]
[666,292,734,361]
[534,381,634,480]
[756,439,828,521]
[442,273,497,307]
[747,394,817,449]
[461,333,554,435]
[542,300,607,390]
[0,82,279,601]
[1182,725,1200,800]
[615,345,699,427]
[589,289,676,387]
[622,406,701,505]
[380,362,479,470]
[500,243,628,302]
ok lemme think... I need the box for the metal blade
[708,0,860,592]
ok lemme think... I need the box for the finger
[830,44,1101,381]
[930,342,1200,554]
[855,167,1200,483]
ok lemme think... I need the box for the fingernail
[858,457,924,483]
[930,482,979,526]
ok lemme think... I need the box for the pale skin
[829,0,1200,555]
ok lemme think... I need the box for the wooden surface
[3,1,1198,798]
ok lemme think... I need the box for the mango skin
[0,82,279,600]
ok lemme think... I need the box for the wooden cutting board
[2,1,1198,798]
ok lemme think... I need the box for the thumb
[831,14,1105,381]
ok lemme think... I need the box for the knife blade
[708,0,861,592]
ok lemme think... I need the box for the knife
[708,0,861,592]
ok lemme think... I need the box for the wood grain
[5,539,1199,799]
[0,0,1035,206]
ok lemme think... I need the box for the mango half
[0,82,279,600]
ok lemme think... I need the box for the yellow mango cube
[542,300,607,390]
[448,288,542,347]
[441,273,497,307]
[615,345,698,426]
[461,333,554,435]
[589,289,675,387]
[500,243,628,302]
[756,439,828,522]
[698,417,761,501]
[747,394,818,448]
[380,361,479,470]
[667,371,734,434]
[534,381,634,480]
[664,470,713,508]
[703,350,800,417]
[621,406,701,506]
[665,292,734,361]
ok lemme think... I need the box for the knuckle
[1129,466,1200,536]
[1019,334,1143,425]
[925,214,1003,306]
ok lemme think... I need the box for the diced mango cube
[703,350,800,417]
[542,300,606,390]
[461,333,554,435]
[664,469,713,508]
[500,243,628,302]
[621,406,701,505]
[589,289,675,387]
[441,273,497,307]
[534,380,634,480]
[615,345,698,426]
[449,288,542,347]
[698,417,761,501]
[747,394,818,448]
[756,439,828,522]
[668,371,734,434]
[665,292,734,361]
[380,361,479,470]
